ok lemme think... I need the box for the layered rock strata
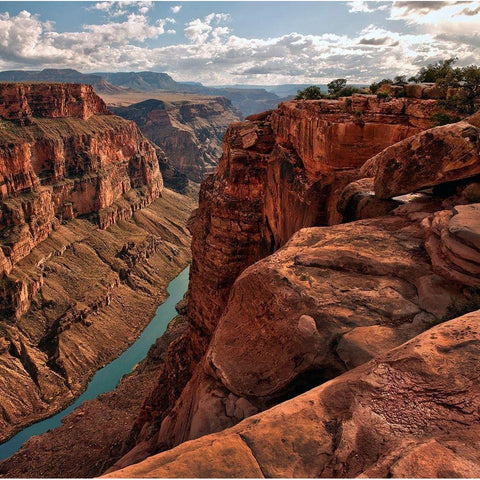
[110,97,242,182]
[0,84,162,282]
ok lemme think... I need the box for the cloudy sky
[0,1,479,85]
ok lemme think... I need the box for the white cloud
[170,5,182,14]
[89,1,153,17]
[348,1,389,13]
[0,5,479,85]
[184,13,230,44]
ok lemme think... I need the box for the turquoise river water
[0,266,190,460]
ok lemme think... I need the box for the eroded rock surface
[361,113,480,199]
[105,310,480,478]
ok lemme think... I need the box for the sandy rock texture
[105,309,480,478]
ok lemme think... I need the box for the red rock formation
[0,83,162,279]
[361,115,480,199]
[104,309,480,479]
[113,96,452,468]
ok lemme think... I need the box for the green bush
[295,85,323,100]
[376,91,389,99]
[431,112,462,126]
[410,57,458,83]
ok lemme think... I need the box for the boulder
[104,310,480,479]
[361,120,480,199]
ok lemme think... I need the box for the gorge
[1,80,480,478]
[0,83,195,451]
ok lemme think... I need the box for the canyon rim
[0,1,480,479]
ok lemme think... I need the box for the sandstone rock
[270,98,433,179]
[449,203,480,249]
[0,83,109,121]
[423,84,446,99]
[424,203,480,288]
[103,310,480,478]
[405,83,425,99]
[138,203,476,456]
[361,119,480,199]
[337,178,400,222]
[122,96,449,464]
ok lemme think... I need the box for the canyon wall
[107,94,478,469]
[105,103,480,477]
[0,84,196,443]
[0,83,162,282]
[111,96,242,183]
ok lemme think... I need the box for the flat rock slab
[449,203,480,250]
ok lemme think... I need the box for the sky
[0,1,479,85]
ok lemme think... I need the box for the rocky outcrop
[0,83,162,281]
[110,97,242,182]
[361,114,480,199]
[186,96,439,339]
[104,309,480,478]
[110,96,461,469]
[425,203,480,288]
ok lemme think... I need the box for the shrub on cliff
[431,112,462,126]
[370,79,392,94]
[327,78,347,95]
[409,57,458,83]
[295,85,324,100]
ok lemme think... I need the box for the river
[0,266,190,460]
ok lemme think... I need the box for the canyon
[1,85,480,478]
[105,92,242,183]
[0,83,195,446]
[101,96,480,476]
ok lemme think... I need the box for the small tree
[410,57,458,83]
[462,65,480,113]
[327,78,347,96]
[393,75,407,84]
[295,85,323,100]
[370,78,392,94]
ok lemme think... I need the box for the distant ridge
[0,68,124,94]
[0,68,284,116]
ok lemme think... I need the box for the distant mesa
[0,68,285,117]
